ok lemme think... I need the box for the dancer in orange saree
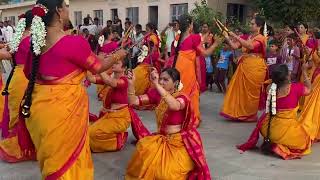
[87,59,131,152]
[133,23,161,96]
[0,11,36,163]
[126,68,211,180]
[21,1,127,179]
[220,16,267,122]
[299,39,320,142]
[237,64,313,160]
[169,15,220,126]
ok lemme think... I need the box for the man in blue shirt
[215,42,233,93]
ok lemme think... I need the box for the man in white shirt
[4,21,14,43]
[132,24,144,68]
[80,17,97,35]
[161,20,180,57]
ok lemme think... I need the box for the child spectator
[266,39,282,78]
[215,42,233,93]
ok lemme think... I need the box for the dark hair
[269,39,281,48]
[287,33,298,41]
[146,22,157,33]
[135,24,142,31]
[103,28,112,39]
[172,14,193,67]
[254,16,265,28]
[2,10,33,96]
[297,22,308,33]
[82,28,89,33]
[94,17,99,21]
[83,17,89,25]
[125,21,132,26]
[271,64,289,88]
[162,68,181,83]
[261,64,289,154]
[173,19,180,25]
[22,0,64,118]
[107,20,112,24]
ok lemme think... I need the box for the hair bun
[32,4,48,17]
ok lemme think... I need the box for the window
[111,9,118,21]
[170,4,188,21]
[227,3,246,23]
[127,7,139,25]
[74,11,82,27]
[94,10,103,25]
[8,16,15,26]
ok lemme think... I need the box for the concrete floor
[0,85,320,180]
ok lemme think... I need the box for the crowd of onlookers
[0,20,15,44]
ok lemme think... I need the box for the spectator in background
[0,22,5,43]
[282,33,300,82]
[80,17,97,35]
[125,18,130,23]
[106,20,113,31]
[64,20,74,35]
[82,28,95,50]
[215,41,233,93]
[123,21,132,36]
[161,19,180,57]
[132,24,144,68]
[94,17,103,35]
[113,15,123,37]
[3,21,14,43]
[266,39,282,78]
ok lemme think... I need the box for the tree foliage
[190,0,223,34]
[251,0,320,25]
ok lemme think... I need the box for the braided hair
[172,14,193,68]
[21,0,64,118]
[261,64,289,154]
[2,10,33,96]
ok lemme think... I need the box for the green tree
[251,0,320,25]
[189,0,223,34]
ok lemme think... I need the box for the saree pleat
[176,50,201,124]
[127,93,211,179]
[220,54,267,121]
[260,107,311,159]
[89,107,131,152]
[300,74,320,141]
[133,64,151,96]
[25,72,93,179]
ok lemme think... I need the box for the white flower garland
[156,30,161,47]
[177,81,184,91]
[173,30,181,48]
[263,22,268,37]
[31,16,47,55]
[137,45,148,63]
[266,83,277,115]
[9,18,26,53]
[98,35,105,47]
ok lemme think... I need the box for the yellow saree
[261,107,311,159]
[220,35,267,121]
[26,71,93,180]
[133,63,151,96]
[126,94,195,180]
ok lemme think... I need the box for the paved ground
[0,85,320,180]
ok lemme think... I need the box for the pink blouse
[241,34,266,56]
[24,35,101,79]
[99,76,128,108]
[276,83,306,110]
[99,41,118,55]
[171,34,201,55]
[15,36,30,65]
[146,89,188,125]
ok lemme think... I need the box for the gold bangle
[112,53,121,62]
[162,92,170,99]
[128,92,135,96]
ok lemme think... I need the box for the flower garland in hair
[98,35,105,47]
[9,16,26,53]
[137,45,148,63]
[173,30,181,48]
[31,4,48,55]
[266,83,277,115]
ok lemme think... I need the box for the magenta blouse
[15,36,30,65]
[276,83,306,110]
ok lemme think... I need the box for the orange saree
[128,92,211,179]
[26,71,93,179]
[220,34,267,121]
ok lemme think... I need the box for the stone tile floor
[0,85,320,180]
